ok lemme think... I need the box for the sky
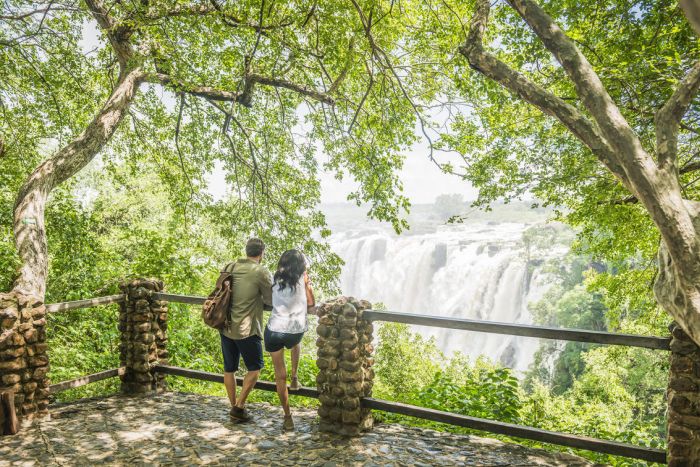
[318,142,478,204]
[205,138,477,205]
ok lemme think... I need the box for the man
[221,237,273,421]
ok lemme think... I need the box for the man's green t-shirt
[220,258,273,340]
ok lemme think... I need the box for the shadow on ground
[0,392,592,466]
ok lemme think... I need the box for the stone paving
[0,392,593,466]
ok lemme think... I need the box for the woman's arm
[304,271,317,315]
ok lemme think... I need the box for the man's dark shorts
[220,334,264,372]
[264,326,304,353]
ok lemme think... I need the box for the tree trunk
[12,69,144,300]
[655,200,700,345]
[681,0,700,36]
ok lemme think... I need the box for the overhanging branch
[459,0,627,183]
[608,160,700,205]
[0,5,80,21]
[247,73,335,105]
[148,72,335,106]
[84,0,132,69]
[505,0,645,164]
[143,1,293,31]
[148,73,240,101]
[656,61,700,171]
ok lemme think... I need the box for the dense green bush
[417,368,521,423]
[367,319,665,467]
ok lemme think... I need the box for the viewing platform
[0,281,680,464]
[0,392,592,466]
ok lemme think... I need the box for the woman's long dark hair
[273,249,306,292]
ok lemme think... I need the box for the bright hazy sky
[206,140,477,205]
[317,142,477,204]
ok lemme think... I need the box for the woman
[264,249,316,431]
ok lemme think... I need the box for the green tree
[2,0,445,301]
[429,0,700,345]
[528,284,607,393]
[373,322,441,400]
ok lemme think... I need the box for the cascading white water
[330,222,568,373]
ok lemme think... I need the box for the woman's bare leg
[291,343,301,380]
[269,349,291,416]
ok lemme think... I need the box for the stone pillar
[118,279,168,394]
[315,296,374,436]
[0,292,49,433]
[667,323,700,465]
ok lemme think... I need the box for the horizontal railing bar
[362,398,665,464]
[364,310,671,351]
[153,365,320,399]
[151,292,669,350]
[46,294,125,314]
[151,292,206,305]
[49,367,126,394]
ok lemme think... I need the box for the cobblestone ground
[0,392,593,466]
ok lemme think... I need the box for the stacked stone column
[667,323,700,465]
[316,296,374,436]
[118,279,168,394]
[0,292,49,433]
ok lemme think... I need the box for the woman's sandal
[290,376,300,391]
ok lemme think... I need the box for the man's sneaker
[230,406,251,422]
[283,415,295,431]
[289,376,300,391]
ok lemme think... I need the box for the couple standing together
[220,238,315,431]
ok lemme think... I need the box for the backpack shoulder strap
[214,262,235,289]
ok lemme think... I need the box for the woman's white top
[267,277,308,334]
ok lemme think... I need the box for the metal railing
[45,294,126,394]
[44,291,668,463]
[363,310,670,350]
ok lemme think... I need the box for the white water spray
[331,222,568,373]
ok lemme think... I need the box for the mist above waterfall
[324,200,572,373]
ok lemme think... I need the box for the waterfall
[330,222,567,373]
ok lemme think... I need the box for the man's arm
[258,268,273,311]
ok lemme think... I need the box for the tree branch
[505,0,646,163]
[608,159,700,205]
[681,0,700,36]
[464,1,700,284]
[147,73,240,101]
[146,4,218,19]
[148,72,335,106]
[0,5,80,21]
[351,0,448,173]
[83,0,132,69]
[13,68,144,298]
[327,38,355,95]
[681,160,700,175]
[247,73,335,105]
[656,61,700,171]
[459,0,627,183]
[144,2,292,31]
[174,93,195,226]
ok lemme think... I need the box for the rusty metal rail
[49,367,126,393]
[46,294,125,313]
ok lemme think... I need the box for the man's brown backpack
[202,263,235,330]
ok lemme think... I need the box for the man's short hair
[246,238,265,257]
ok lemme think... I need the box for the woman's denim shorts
[264,326,304,353]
